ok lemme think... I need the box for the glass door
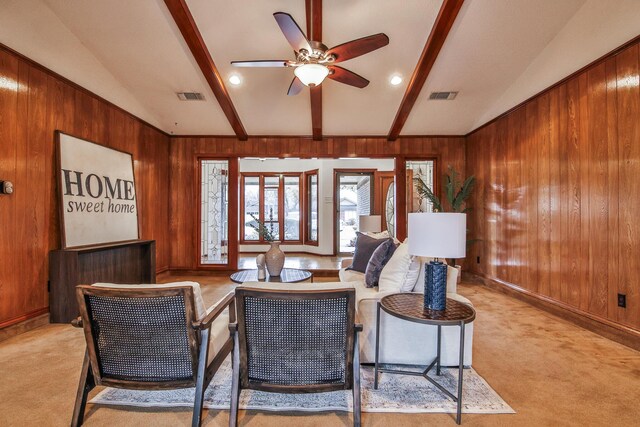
[200,160,230,266]
[406,160,435,214]
[335,171,374,255]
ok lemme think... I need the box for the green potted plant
[413,165,476,279]
[413,165,475,214]
[248,212,276,242]
[249,212,284,276]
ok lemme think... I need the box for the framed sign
[56,132,139,248]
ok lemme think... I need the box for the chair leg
[352,332,361,427]
[192,329,211,427]
[229,331,241,427]
[71,349,95,427]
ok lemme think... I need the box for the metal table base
[373,303,467,425]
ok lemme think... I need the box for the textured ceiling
[1,0,639,136]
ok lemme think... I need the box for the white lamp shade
[358,215,382,233]
[408,213,466,258]
[294,64,329,86]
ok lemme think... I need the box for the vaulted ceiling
[1,0,639,138]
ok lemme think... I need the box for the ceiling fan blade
[273,12,313,54]
[327,33,389,63]
[231,60,291,67]
[287,76,305,96]
[327,66,369,88]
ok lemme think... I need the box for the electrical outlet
[618,293,626,308]
[476,256,480,264]
[0,180,14,195]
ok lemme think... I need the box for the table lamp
[408,213,466,311]
[358,215,382,233]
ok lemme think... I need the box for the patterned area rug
[91,359,514,414]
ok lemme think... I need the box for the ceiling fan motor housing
[298,41,334,64]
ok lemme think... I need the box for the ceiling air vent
[177,92,205,101]
[429,91,458,100]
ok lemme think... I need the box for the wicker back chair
[229,287,362,427]
[71,284,235,427]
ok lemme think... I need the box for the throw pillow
[363,230,391,239]
[346,232,390,273]
[378,242,420,293]
[401,257,421,292]
[364,239,397,288]
[365,230,402,245]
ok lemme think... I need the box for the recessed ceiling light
[228,74,242,86]
[390,75,403,86]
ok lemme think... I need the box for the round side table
[374,293,476,425]
[229,268,313,284]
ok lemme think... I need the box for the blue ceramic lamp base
[424,260,447,311]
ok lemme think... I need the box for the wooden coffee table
[374,293,476,424]
[230,268,313,284]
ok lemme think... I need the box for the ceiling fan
[231,12,389,95]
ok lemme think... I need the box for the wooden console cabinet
[49,240,156,323]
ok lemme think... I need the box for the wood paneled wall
[169,136,465,269]
[0,46,171,328]
[4,32,638,341]
[466,41,640,334]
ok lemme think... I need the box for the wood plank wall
[168,136,465,269]
[0,46,171,328]
[466,41,640,334]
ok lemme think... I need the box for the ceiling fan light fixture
[294,63,329,86]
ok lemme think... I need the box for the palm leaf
[452,175,475,212]
[248,213,274,241]
[450,176,473,212]
[413,178,442,212]
[414,166,475,214]
[444,171,456,211]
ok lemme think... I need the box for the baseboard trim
[0,311,50,342]
[466,273,640,351]
[156,266,170,274]
[0,307,49,330]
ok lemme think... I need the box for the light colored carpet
[91,358,514,415]
[3,279,639,426]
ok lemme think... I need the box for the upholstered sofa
[92,269,473,369]
[339,249,474,367]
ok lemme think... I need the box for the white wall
[239,158,395,255]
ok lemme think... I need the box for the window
[243,176,260,241]
[304,170,319,244]
[200,160,229,264]
[284,176,301,240]
[263,176,280,239]
[241,173,302,243]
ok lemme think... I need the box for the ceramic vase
[265,241,285,276]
